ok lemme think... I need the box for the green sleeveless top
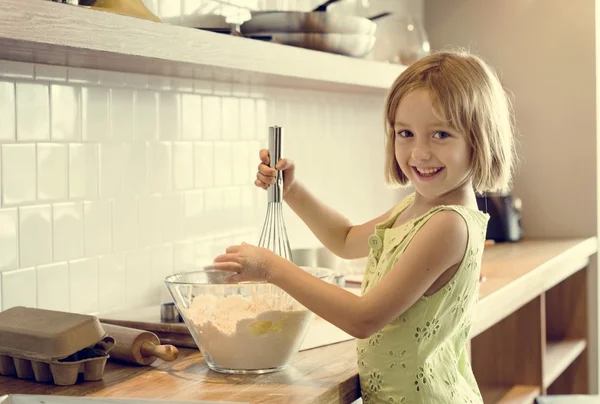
[357,193,489,403]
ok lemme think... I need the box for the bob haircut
[384,49,517,194]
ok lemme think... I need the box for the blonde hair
[384,49,517,194]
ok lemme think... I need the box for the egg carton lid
[0,307,110,362]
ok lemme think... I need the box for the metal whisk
[258,126,293,261]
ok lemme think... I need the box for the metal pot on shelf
[240,0,391,58]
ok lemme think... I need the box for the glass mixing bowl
[164,266,334,374]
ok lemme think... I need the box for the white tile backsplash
[2,267,36,310]
[53,202,83,262]
[2,144,36,205]
[83,200,111,256]
[135,90,158,141]
[0,59,397,314]
[51,84,81,141]
[0,81,16,141]
[99,143,124,197]
[69,258,98,314]
[110,88,134,141]
[37,262,69,312]
[182,93,203,140]
[37,144,67,201]
[82,86,109,141]
[173,142,194,190]
[69,143,99,199]
[0,208,19,272]
[16,82,50,141]
[19,205,52,268]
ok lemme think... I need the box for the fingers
[225,245,240,254]
[213,253,240,263]
[211,261,243,272]
[275,158,294,171]
[259,149,270,165]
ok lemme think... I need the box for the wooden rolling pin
[101,323,179,366]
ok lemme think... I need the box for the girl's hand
[254,149,296,197]
[212,243,280,283]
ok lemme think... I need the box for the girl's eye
[396,130,413,138]
[433,131,450,139]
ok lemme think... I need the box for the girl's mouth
[412,166,444,180]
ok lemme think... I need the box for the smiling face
[393,88,472,200]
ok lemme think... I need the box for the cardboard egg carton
[0,307,115,386]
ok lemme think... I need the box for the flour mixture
[184,292,314,371]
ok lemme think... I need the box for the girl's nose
[412,145,431,161]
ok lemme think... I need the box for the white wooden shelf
[0,0,406,93]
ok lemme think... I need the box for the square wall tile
[214,142,232,186]
[135,90,158,141]
[170,78,193,92]
[2,267,36,310]
[162,193,184,243]
[256,98,267,141]
[69,143,99,199]
[51,84,81,141]
[173,240,195,272]
[173,142,194,190]
[19,205,52,267]
[98,254,126,312]
[37,262,69,312]
[99,143,123,197]
[241,185,255,227]
[184,190,204,237]
[194,80,212,95]
[35,65,67,82]
[0,60,34,79]
[182,93,202,140]
[232,142,250,186]
[0,208,19,272]
[125,249,152,303]
[213,81,231,96]
[98,70,125,87]
[53,202,83,262]
[123,143,148,195]
[202,96,220,140]
[110,88,134,141]
[222,97,239,140]
[194,142,213,189]
[69,258,98,314]
[0,81,15,141]
[148,142,172,192]
[203,188,222,232]
[16,82,50,141]
[83,200,111,256]
[68,68,100,84]
[82,86,109,141]
[112,198,137,252]
[239,98,256,140]
[2,144,36,205]
[124,72,148,89]
[223,187,241,229]
[37,144,67,201]
[138,194,162,247]
[159,92,180,141]
[151,244,173,296]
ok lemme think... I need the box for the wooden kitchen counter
[0,237,596,403]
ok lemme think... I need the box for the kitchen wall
[0,59,401,315]
[424,0,599,391]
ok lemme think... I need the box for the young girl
[213,49,516,403]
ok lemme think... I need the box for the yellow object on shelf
[91,0,160,22]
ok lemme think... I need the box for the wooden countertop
[0,237,596,403]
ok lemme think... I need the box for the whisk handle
[268,126,283,203]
